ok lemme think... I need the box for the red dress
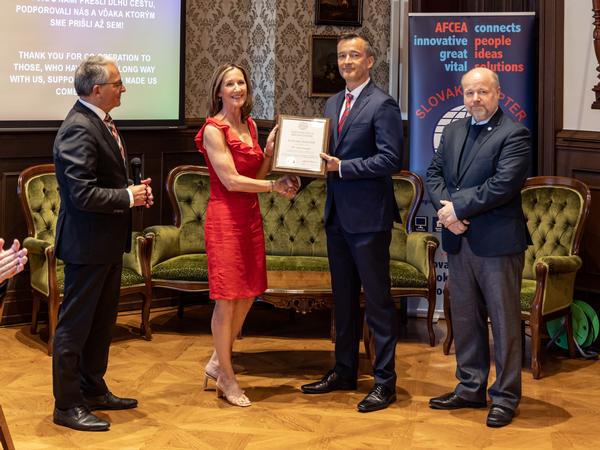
[194,117,267,300]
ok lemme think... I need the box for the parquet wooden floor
[1,303,599,449]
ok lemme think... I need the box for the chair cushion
[266,255,330,272]
[390,260,428,288]
[152,254,209,281]
[520,279,537,312]
[53,264,144,293]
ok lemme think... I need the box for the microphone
[131,157,142,185]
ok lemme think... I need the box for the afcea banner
[407,13,535,314]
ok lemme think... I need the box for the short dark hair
[207,64,254,122]
[338,33,375,59]
[74,55,114,96]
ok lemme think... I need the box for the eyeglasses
[98,80,124,88]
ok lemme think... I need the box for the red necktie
[104,114,125,160]
[338,93,353,134]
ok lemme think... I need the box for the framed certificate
[272,115,331,177]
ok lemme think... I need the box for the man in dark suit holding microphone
[52,55,153,431]
[301,33,403,412]
[426,67,531,427]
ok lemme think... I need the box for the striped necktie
[104,114,125,160]
[338,93,353,134]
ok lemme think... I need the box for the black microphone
[131,157,142,185]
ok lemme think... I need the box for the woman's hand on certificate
[265,125,280,158]
[320,153,340,172]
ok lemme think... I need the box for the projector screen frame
[0,0,187,131]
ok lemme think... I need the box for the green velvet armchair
[17,164,150,354]
[443,176,591,379]
[141,165,210,339]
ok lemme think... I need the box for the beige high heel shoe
[202,370,218,390]
[216,378,251,407]
[203,359,220,391]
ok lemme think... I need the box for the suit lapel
[451,120,470,183]
[457,109,504,182]
[334,81,374,151]
[331,91,345,149]
[76,102,128,173]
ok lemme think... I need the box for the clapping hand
[273,175,300,199]
[0,238,28,284]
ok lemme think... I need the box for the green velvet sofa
[142,165,440,346]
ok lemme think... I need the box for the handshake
[271,175,300,199]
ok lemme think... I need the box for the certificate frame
[271,115,331,177]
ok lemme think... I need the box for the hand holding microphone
[130,157,154,208]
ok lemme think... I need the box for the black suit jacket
[53,101,132,264]
[426,108,531,256]
[322,81,403,233]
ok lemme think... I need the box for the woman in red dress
[195,64,296,407]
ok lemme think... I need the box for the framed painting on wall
[315,0,363,27]
[309,35,345,97]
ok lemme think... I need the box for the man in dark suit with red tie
[426,68,531,427]
[301,33,403,412]
[52,55,153,431]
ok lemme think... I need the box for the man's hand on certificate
[320,153,340,172]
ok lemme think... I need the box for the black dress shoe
[53,406,110,431]
[300,370,357,394]
[357,383,396,413]
[486,404,515,428]
[429,392,487,410]
[84,391,138,411]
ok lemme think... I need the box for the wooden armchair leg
[442,282,453,355]
[140,285,153,340]
[426,295,436,347]
[0,405,15,450]
[530,316,542,379]
[30,291,40,335]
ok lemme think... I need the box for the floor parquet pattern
[1,303,599,449]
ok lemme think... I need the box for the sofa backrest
[260,179,328,257]
[167,166,424,261]
[521,176,591,280]
[18,164,60,244]
[168,165,210,255]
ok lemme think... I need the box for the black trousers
[52,262,122,410]
[326,210,398,390]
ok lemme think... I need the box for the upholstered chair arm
[122,232,145,276]
[533,255,582,316]
[23,237,57,296]
[406,232,439,275]
[535,255,582,274]
[143,225,181,268]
